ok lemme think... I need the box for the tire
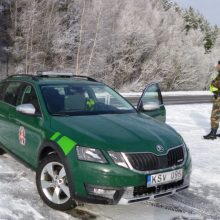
[0,148,5,155]
[36,154,76,210]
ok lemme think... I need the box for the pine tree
[182,6,219,53]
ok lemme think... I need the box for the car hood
[50,113,182,154]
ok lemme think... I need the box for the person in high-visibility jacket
[204,61,220,139]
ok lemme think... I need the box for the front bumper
[118,178,190,204]
[81,173,190,205]
[68,150,192,205]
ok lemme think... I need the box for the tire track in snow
[145,188,220,219]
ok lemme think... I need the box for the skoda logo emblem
[156,145,164,153]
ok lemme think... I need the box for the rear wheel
[0,148,5,155]
[36,154,76,210]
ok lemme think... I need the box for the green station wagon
[0,72,191,210]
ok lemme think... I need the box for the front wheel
[36,154,76,210]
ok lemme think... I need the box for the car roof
[3,73,102,86]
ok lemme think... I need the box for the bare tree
[6,0,220,91]
[42,0,55,69]
[86,0,102,75]
[76,0,86,75]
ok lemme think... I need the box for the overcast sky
[174,0,220,26]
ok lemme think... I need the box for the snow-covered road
[0,104,220,220]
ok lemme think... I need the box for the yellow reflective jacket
[210,84,218,93]
[210,73,220,93]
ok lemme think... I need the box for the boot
[203,129,217,140]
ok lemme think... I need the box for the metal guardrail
[124,94,213,106]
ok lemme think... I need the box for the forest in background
[0,0,220,91]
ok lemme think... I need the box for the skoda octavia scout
[0,72,191,210]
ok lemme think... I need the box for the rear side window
[0,82,8,101]
[3,82,22,106]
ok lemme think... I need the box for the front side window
[141,84,162,106]
[3,81,22,106]
[19,84,41,115]
[41,84,135,116]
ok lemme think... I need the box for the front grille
[167,146,184,167]
[125,146,184,172]
[133,179,184,197]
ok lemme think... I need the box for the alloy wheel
[41,162,70,205]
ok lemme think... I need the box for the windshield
[41,84,135,116]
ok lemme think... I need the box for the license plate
[147,169,183,187]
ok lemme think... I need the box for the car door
[13,83,44,167]
[0,81,10,148]
[137,83,166,123]
[0,81,23,151]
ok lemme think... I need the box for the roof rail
[36,71,97,82]
[7,74,38,80]
[72,75,97,82]
[7,72,98,82]
[36,71,72,77]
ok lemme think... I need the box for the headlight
[108,151,128,168]
[181,142,188,159]
[76,146,107,163]
[178,134,188,155]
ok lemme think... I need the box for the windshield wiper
[51,110,134,116]
[51,113,71,116]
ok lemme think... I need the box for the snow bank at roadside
[121,91,212,97]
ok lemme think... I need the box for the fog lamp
[86,185,116,199]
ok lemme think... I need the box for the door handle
[8,114,20,125]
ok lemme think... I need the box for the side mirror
[142,102,160,111]
[16,104,36,115]
[137,83,166,122]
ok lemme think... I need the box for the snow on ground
[0,156,77,220]
[0,103,220,220]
